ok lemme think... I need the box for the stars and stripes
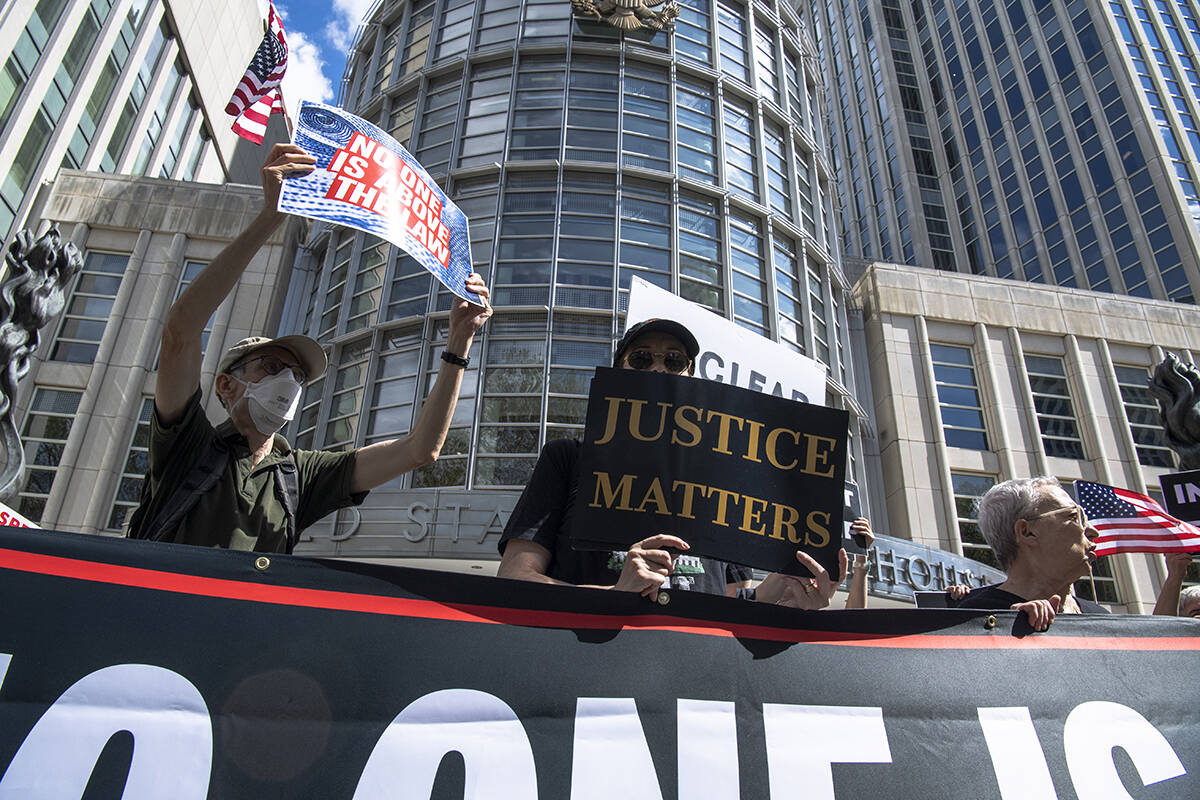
[225,2,288,144]
[1075,480,1200,556]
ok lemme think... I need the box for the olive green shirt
[147,390,365,552]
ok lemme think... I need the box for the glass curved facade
[282,0,864,504]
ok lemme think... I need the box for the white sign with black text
[624,277,828,405]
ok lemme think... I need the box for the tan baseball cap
[217,335,328,383]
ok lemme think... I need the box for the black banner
[571,368,848,576]
[0,528,1198,798]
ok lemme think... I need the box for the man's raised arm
[349,274,492,493]
[155,144,315,424]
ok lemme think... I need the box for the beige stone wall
[853,261,1200,613]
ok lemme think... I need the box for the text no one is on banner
[570,368,848,577]
[277,100,480,303]
[2,528,1196,797]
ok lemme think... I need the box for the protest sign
[569,367,847,576]
[0,527,1197,798]
[1160,468,1200,521]
[625,276,827,405]
[277,100,480,303]
[0,500,35,529]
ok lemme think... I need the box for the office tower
[821,0,1200,609]
[277,0,868,561]
[0,0,294,527]
[0,0,283,254]
[815,0,1200,302]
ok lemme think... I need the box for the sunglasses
[1027,503,1088,528]
[626,349,691,373]
[234,354,307,383]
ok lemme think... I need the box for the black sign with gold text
[570,368,848,576]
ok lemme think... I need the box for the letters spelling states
[571,368,848,575]
[324,132,451,265]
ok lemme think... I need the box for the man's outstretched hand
[260,144,316,215]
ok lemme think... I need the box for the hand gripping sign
[278,101,481,304]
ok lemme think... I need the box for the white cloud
[281,29,335,106]
[324,0,376,51]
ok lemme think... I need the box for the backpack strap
[272,454,300,554]
[127,438,230,542]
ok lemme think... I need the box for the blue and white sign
[278,101,480,303]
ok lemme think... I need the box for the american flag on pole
[1076,480,1200,556]
[225,1,288,144]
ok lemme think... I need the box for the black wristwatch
[441,350,469,367]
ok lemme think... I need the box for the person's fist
[612,535,690,597]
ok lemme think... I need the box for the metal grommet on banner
[655,591,671,606]
[255,556,271,571]
[984,615,997,629]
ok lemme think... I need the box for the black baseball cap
[613,318,701,368]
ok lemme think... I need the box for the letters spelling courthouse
[11,0,1200,611]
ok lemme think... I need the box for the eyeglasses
[626,348,691,373]
[233,354,306,383]
[1027,503,1088,528]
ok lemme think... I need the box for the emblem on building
[570,0,680,31]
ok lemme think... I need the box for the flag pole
[277,90,294,139]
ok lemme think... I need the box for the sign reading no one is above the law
[625,277,828,406]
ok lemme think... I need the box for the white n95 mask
[236,370,303,436]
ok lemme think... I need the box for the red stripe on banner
[2,547,1199,651]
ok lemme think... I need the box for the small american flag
[1076,480,1200,556]
[226,1,288,144]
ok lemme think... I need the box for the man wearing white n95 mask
[128,144,491,553]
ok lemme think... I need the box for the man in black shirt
[497,318,846,607]
[951,476,1107,628]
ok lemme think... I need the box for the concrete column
[42,228,151,526]
[78,232,187,532]
[914,315,959,554]
[1065,334,1113,475]
[1096,338,1144,491]
[973,321,1016,478]
[1007,327,1049,477]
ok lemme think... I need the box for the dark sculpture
[1150,352,1200,470]
[570,0,679,31]
[0,227,83,499]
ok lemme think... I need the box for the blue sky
[268,0,375,109]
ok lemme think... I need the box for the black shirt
[499,439,751,594]
[952,584,1110,614]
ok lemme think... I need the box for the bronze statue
[1150,352,1200,470]
[0,227,83,499]
[571,0,680,31]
